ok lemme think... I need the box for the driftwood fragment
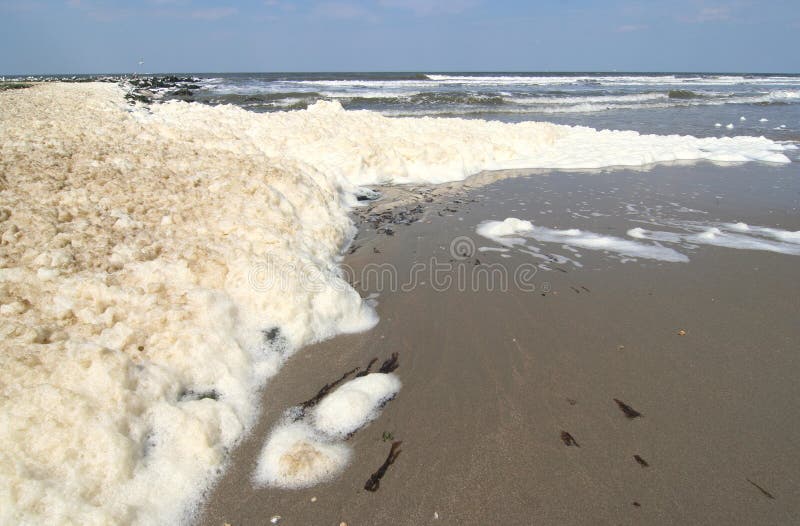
[364,441,403,492]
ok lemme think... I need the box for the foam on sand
[254,373,400,488]
[252,422,352,489]
[629,223,800,256]
[478,219,689,262]
[143,97,793,189]
[0,82,794,525]
[312,373,401,438]
[0,83,376,525]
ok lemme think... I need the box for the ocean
[182,72,800,140]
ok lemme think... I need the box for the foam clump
[476,218,534,238]
[629,222,800,256]
[253,422,351,489]
[478,220,689,262]
[254,372,400,488]
[312,373,402,438]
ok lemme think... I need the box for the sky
[1,0,799,74]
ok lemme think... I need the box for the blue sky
[1,0,798,74]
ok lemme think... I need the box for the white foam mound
[253,422,351,489]
[0,83,376,525]
[312,373,402,438]
[147,98,791,188]
[478,220,689,262]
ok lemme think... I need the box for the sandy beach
[199,163,800,525]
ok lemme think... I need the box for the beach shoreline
[2,82,798,525]
[198,164,800,525]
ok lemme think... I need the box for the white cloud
[312,1,376,21]
[64,0,132,21]
[0,0,43,11]
[616,24,648,32]
[190,6,238,20]
[378,0,478,16]
[694,6,731,21]
[264,0,297,12]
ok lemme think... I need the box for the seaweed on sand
[364,441,403,492]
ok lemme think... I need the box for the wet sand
[198,163,800,525]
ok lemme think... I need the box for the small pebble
[310,496,317,503]
[678,329,687,336]
[270,516,281,524]
[434,511,440,519]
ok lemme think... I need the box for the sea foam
[0,83,794,525]
[253,372,401,488]
[478,219,689,262]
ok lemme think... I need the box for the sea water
[185,72,800,140]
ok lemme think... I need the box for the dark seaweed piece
[560,431,580,447]
[364,441,402,492]
[356,358,378,378]
[378,352,400,374]
[632,502,641,507]
[581,286,591,293]
[263,327,280,342]
[614,398,643,419]
[373,247,381,254]
[262,327,289,355]
[555,267,568,273]
[570,286,581,294]
[474,258,481,266]
[296,367,359,416]
[566,398,577,406]
[178,388,220,402]
[634,455,649,467]
[348,244,360,255]
[746,479,775,500]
